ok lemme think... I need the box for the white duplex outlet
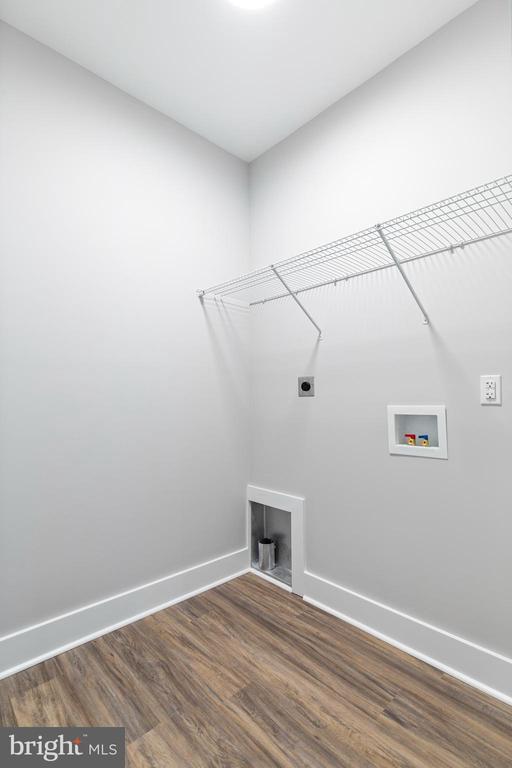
[480,374,502,405]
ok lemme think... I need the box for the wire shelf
[199,175,512,313]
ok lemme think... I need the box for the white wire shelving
[198,174,512,338]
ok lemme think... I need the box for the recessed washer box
[387,405,447,459]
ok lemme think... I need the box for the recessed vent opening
[250,502,292,587]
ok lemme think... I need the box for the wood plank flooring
[2,573,512,766]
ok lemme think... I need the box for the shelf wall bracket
[376,224,430,325]
[270,265,323,339]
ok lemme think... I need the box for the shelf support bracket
[376,224,430,325]
[271,265,323,339]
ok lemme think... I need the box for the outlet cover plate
[298,376,315,397]
[480,374,502,405]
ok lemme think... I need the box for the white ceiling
[0,0,477,160]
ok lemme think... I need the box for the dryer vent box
[298,376,314,397]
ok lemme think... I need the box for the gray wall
[0,22,250,636]
[2,0,511,668]
[249,0,512,656]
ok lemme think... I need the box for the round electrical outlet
[298,376,315,397]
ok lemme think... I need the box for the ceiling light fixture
[229,0,277,10]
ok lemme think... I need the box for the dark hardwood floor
[1,573,511,766]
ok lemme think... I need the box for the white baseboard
[303,570,512,707]
[4,556,511,709]
[0,548,249,681]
